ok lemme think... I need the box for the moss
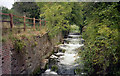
[62,49,66,53]
[52,50,54,54]
[56,42,62,45]
[51,65,58,72]
[31,41,38,47]
[2,38,7,43]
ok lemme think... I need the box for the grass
[2,22,47,37]
[2,23,48,54]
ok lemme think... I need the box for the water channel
[42,33,86,76]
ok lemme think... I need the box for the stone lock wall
[2,41,13,75]
[1,32,63,75]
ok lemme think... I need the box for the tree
[2,7,11,19]
[12,2,40,19]
[37,2,73,37]
[68,3,84,34]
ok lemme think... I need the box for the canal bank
[2,31,67,75]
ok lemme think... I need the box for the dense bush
[80,2,120,75]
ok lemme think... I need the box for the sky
[0,0,15,9]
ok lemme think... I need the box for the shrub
[14,39,26,53]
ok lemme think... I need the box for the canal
[42,33,86,76]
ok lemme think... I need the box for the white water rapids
[42,33,85,76]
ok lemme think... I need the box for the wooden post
[33,18,35,29]
[9,14,13,29]
[23,16,26,31]
[39,20,41,28]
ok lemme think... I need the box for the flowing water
[42,33,86,76]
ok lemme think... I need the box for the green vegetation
[32,41,38,47]
[12,2,40,19]
[70,25,80,33]
[78,3,120,75]
[51,65,58,72]
[75,68,83,75]
[2,37,7,43]
[2,2,120,75]
[68,3,84,34]
[62,49,66,53]
[13,38,26,53]
[56,42,62,45]
[37,2,73,37]
[1,7,11,19]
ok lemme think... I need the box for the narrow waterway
[42,33,85,76]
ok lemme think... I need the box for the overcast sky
[0,0,15,9]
